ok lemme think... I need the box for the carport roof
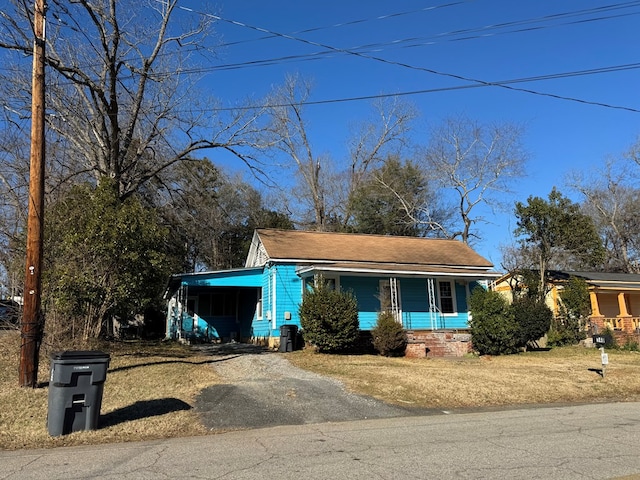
[164,267,263,297]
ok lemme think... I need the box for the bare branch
[422,115,527,243]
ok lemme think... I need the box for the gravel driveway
[193,343,430,431]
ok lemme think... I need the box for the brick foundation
[405,331,472,358]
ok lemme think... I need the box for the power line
[4,56,640,118]
[217,1,640,47]
[37,1,640,77]
[4,3,638,116]
[168,5,640,75]
[179,6,640,114]
[198,63,640,114]
[221,1,472,47]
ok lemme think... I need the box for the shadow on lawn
[588,367,605,378]
[107,343,271,374]
[100,398,192,427]
[107,355,241,374]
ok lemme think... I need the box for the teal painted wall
[172,265,479,341]
[275,264,303,328]
[250,267,273,339]
[398,277,430,330]
[183,268,262,288]
[341,276,471,330]
[341,276,380,330]
[251,264,303,339]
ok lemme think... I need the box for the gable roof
[246,229,494,274]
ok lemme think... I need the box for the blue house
[165,229,496,355]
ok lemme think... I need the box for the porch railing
[602,317,640,331]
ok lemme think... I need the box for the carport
[165,267,263,343]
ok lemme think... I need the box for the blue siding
[251,268,273,339]
[329,276,473,331]
[399,278,430,330]
[341,276,381,330]
[275,265,303,327]
[433,281,470,329]
[183,268,262,288]
[170,263,480,341]
[251,264,304,339]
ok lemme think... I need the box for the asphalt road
[3,401,640,479]
[4,345,640,479]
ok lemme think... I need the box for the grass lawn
[2,329,640,450]
[0,331,219,450]
[287,346,640,408]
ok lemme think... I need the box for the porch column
[617,292,634,333]
[589,291,605,334]
[617,292,629,317]
[589,291,601,316]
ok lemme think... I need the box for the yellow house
[492,271,640,336]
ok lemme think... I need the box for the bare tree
[625,135,640,170]
[568,160,640,273]
[263,75,331,229]
[0,110,30,290]
[0,0,271,200]
[264,74,416,230]
[422,116,527,244]
[343,96,417,223]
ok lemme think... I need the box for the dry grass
[3,328,640,451]
[0,330,220,450]
[287,347,640,409]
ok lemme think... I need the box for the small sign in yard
[600,347,608,378]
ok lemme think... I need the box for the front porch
[588,289,640,343]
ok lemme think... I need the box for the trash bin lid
[50,350,110,361]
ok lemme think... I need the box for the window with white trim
[438,281,455,314]
[305,274,339,291]
[256,288,263,320]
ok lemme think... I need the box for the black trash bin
[47,350,110,436]
[278,325,298,352]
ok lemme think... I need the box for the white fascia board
[296,265,498,279]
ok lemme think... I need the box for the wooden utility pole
[19,0,47,388]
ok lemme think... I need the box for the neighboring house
[164,229,497,356]
[492,270,640,340]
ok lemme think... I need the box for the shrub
[601,327,617,349]
[547,318,585,347]
[299,278,359,353]
[372,311,407,357]
[511,296,553,349]
[548,276,589,347]
[469,287,519,355]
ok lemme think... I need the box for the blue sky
[179,0,640,267]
